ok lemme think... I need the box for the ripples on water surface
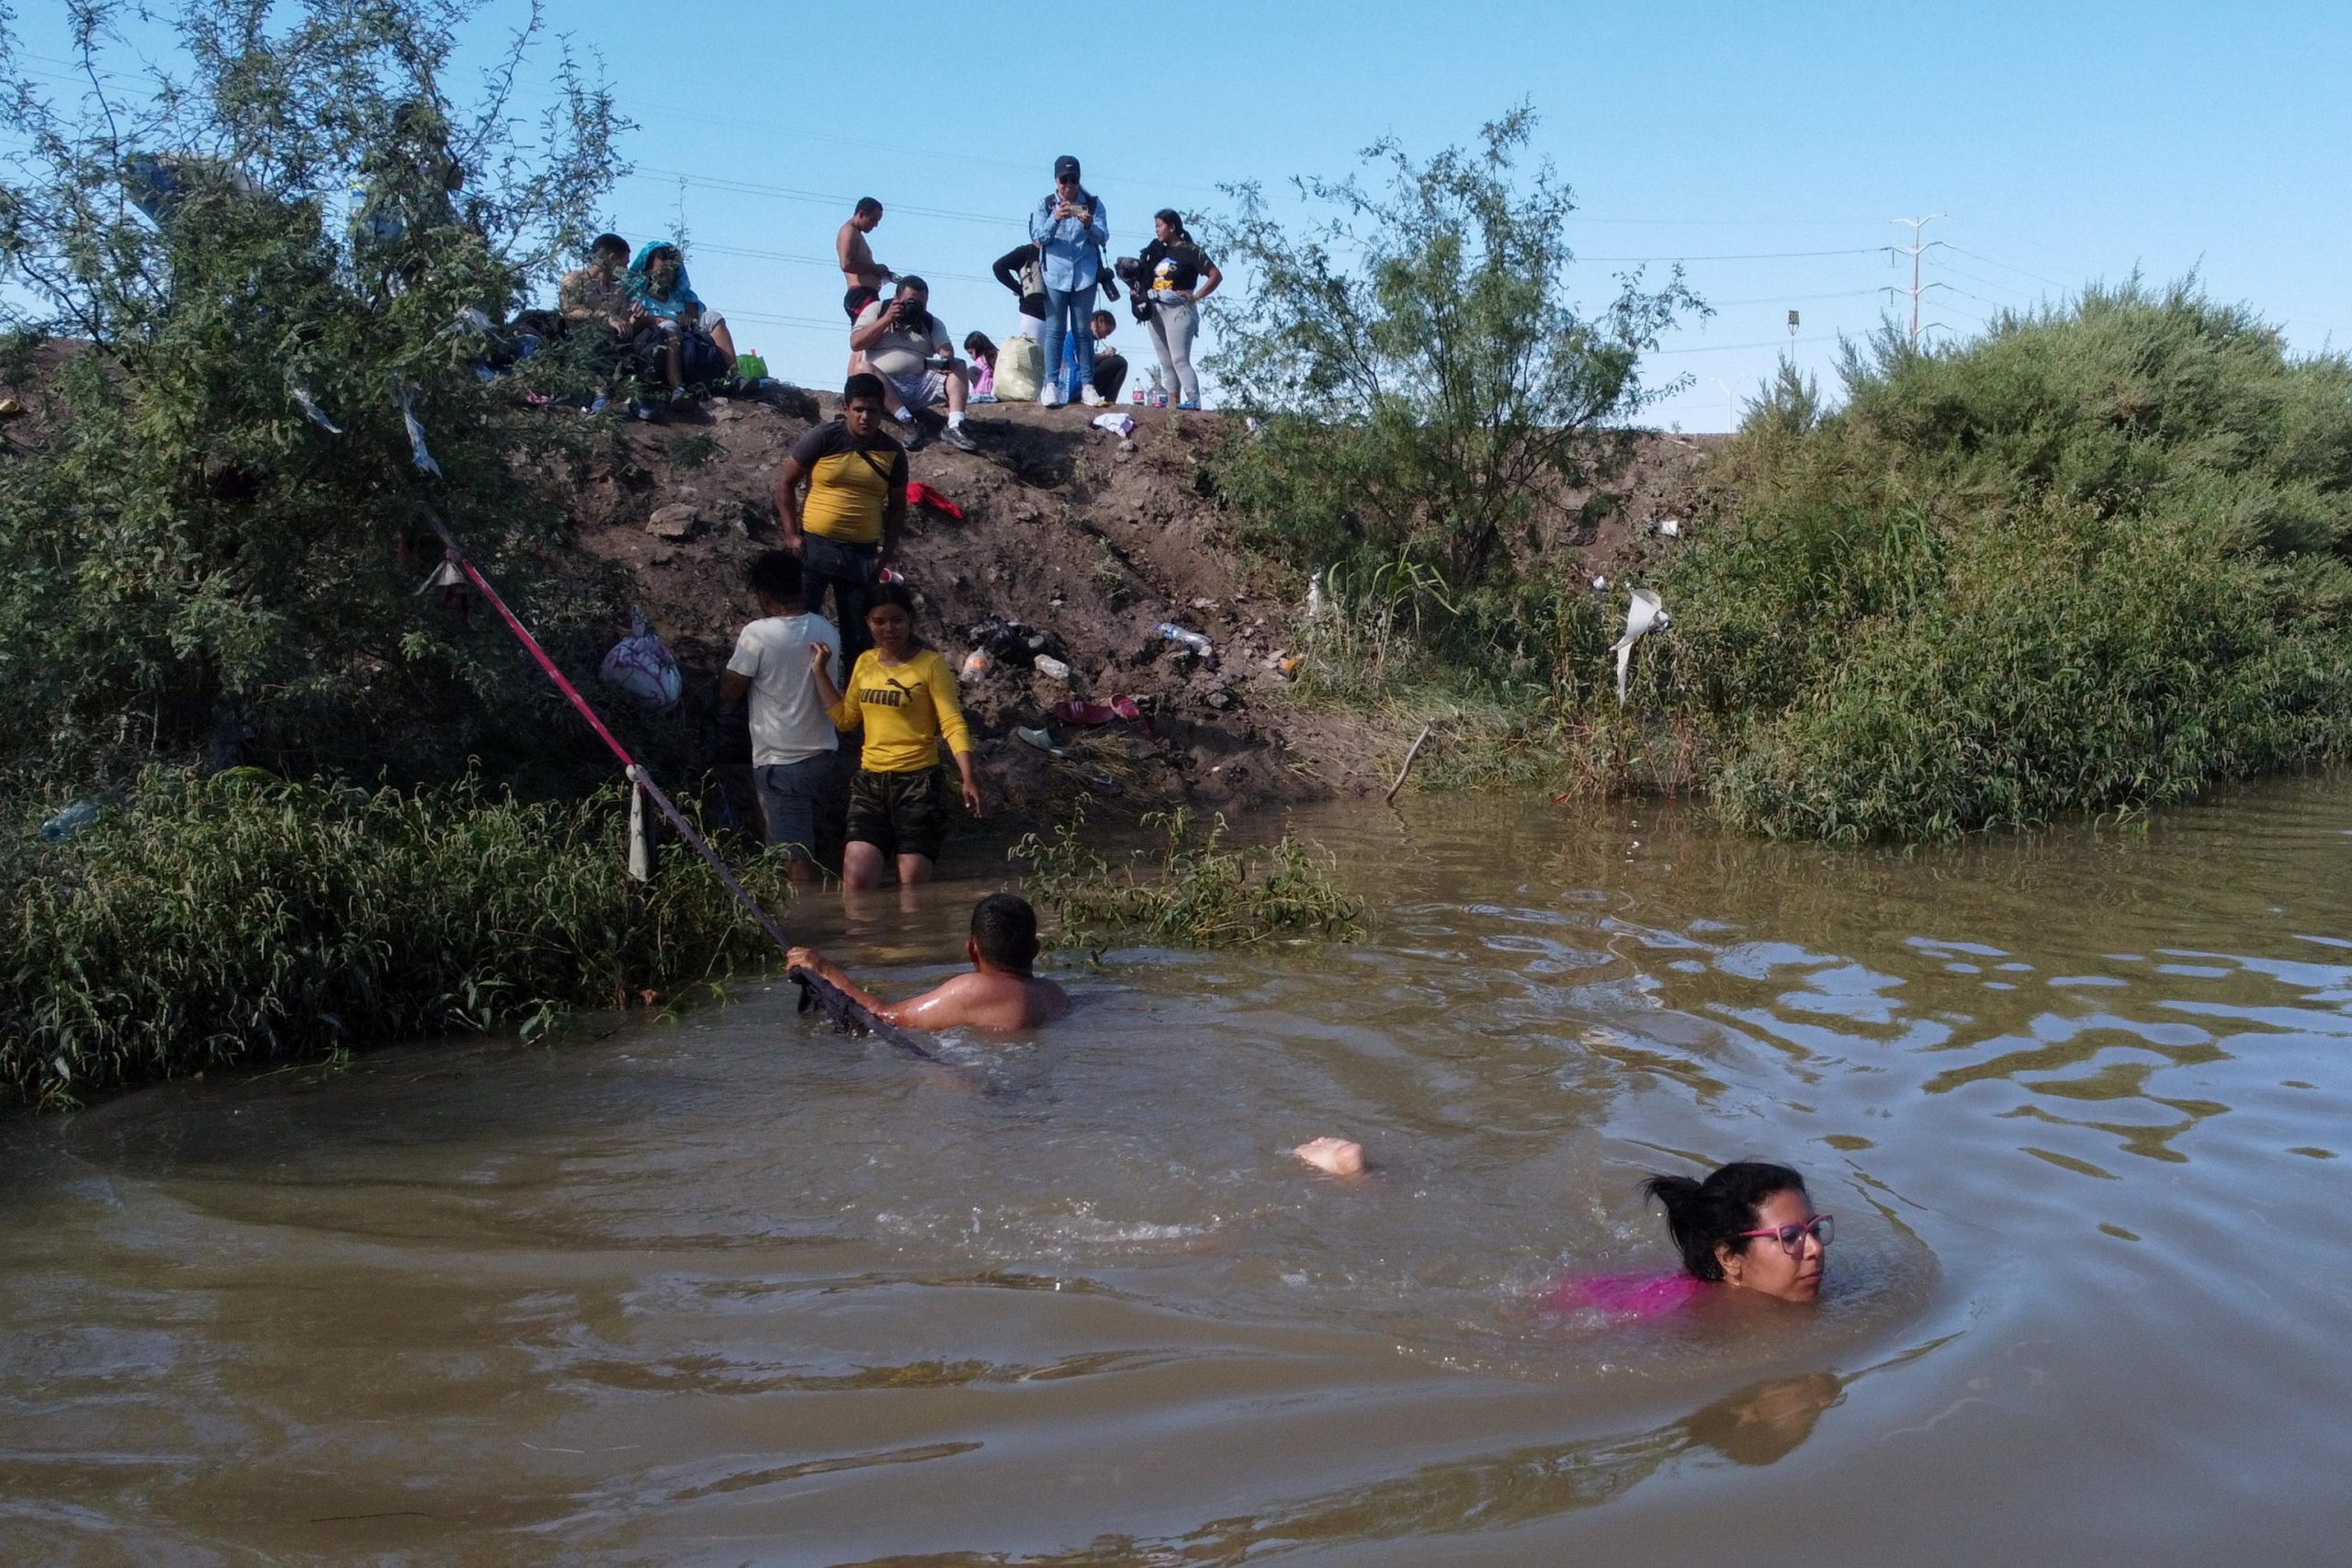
[4,778,2349,1564]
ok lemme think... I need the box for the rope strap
[417,507,933,1061]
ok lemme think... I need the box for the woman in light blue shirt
[1028,154,1109,407]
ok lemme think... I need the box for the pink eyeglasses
[1736,1215,1833,1256]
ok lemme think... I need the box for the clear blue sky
[17,1,2352,429]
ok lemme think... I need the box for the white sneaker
[1042,386,1068,408]
[1080,386,1107,407]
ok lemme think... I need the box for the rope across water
[416,502,933,1061]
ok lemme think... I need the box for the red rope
[417,511,932,1060]
[449,552,638,769]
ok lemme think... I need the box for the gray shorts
[753,753,834,861]
[882,367,947,410]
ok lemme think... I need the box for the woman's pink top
[1542,1269,1706,1320]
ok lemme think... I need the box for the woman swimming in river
[1546,1160,1831,1317]
[1288,1145,1830,1314]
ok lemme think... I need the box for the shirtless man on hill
[837,197,892,378]
[788,893,1069,1032]
[838,197,891,316]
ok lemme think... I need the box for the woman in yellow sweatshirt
[808,583,982,888]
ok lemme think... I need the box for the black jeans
[801,533,879,665]
[1092,352,1129,401]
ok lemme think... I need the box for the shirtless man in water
[788,893,1069,1032]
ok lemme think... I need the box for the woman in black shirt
[1138,209,1220,409]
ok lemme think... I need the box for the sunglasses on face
[1736,1214,1834,1256]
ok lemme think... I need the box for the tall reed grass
[1012,807,1363,954]
[1,769,797,1109]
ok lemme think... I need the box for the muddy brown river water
[4,780,2349,1564]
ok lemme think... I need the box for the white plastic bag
[995,334,1044,401]
[598,607,683,712]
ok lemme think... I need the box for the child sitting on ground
[787,893,1070,1032]
[964,332,998,401]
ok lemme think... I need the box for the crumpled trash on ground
[40,798,106,842]
[1090,412,1136,438]
[967,615,1064,672]
[1155,622,1217,669]
[598,606,683,711]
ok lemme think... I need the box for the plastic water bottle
[40,799,103,842]
[1155,623,1213,658]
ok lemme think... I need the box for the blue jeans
[1041,285,1094,400]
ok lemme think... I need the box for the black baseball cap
[1054,154,1081,180]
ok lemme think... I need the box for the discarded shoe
[1052,696,1144,727]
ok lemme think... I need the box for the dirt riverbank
[544,391,1721,817]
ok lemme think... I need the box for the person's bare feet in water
[1295,1136,1366,1177]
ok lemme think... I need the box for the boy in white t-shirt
[718,549,843,884]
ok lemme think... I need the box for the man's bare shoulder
[891,971,1068,1032]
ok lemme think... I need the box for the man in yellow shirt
[773,372,907,665]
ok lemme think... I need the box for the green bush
[0,2,632,783]
[1012,808,1363,954]
[1204,107,1701,591]
[1665,283,2352,839]
[0,770,798,1109]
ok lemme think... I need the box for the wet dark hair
[1642,1161,1809,1281]
[964,331,997,362]
[744,548,803,604]
[854,196,883,219]
[591,231,628,260]
[970,892,1040,972]
[842,371,886,406]
[1090,310,1115,331]
[1153,208,1189,241]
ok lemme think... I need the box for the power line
[629,167,1021,231]
[1705,287,1888,308]
[1945,244,2082,292]
[1579,245,1892,263]
[1651,335,1829,356]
